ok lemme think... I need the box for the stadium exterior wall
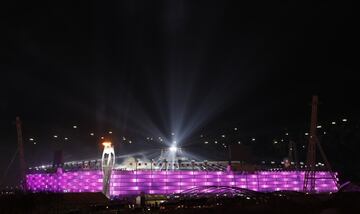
[26,169,338,196]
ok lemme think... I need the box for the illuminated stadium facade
[26,163,339,197]
[26,169,338,196]
[25,142,339,196]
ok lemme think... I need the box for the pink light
[26,170,339,196]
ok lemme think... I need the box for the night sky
[0,1,358,187]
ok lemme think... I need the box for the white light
[317,125,322,128]
[123,137,126,140]
[305,133,309,136]
[29,138,34,141]
[323,131,327,135]
[101,137,104,140]
[234,127,238,131]
[64,137,68,140]
[73,125,77,129]
[108,131,112,134]
[90,133,94,136]
[237,141,241,144]
[204,141,209,144]
[214,141,218,144]
[342,118,347,122]
[251,138,256,141]
[169,146,178,152]
[171,133,175,136]
[273,141,278,144]
[33,142,37,145]
[331,122,336,125]
[129,140,132,144]
[173,140,177,144]
[285,133,289,136]
[54,135,58,138]
[221,134,226,138]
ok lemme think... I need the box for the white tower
[102,141,115,198]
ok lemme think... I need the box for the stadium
[26,142,339,198]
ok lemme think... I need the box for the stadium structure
[26,143,339,198]
[25,96,340,197]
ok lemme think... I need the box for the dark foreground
[0,191,359,214]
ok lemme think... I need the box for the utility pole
[15,117,27,190]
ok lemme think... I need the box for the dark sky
[0,1,358,186]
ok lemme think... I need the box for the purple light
[26,170,338,196]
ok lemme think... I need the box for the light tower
[15,117,27,190]
[303,95,337,192]
[101,141,115,198]
[303,96,319,192]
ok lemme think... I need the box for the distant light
[123,137,126,141]
[317,125,322,128]
[33,142,37,145]
[273,141,278,144]
[90,133,94,136]
[204,141,209,144]
[200,134,203,138]
[302,145,306,148]
[129,140,132,144]
[64,137,68,140]
[323,131,327,135]
[237,141,241,145]
[101,137,104,140]
[73,125,77,129]
[281,139,284,142]
[173,140,177,144]
[29,138,34,141]
[221,134,226,138]
[214,141,218,144]
[342,118,347,122]
[169,146,178,152]
[305,133,309,136]
[53,135,58,138]
[285,133,289,136]
[108,131,112,134]
[171,133,175,136]
[234,127,238,131]
[146,137,150,140]
[331,122,336,125]
[251,138,256,141]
